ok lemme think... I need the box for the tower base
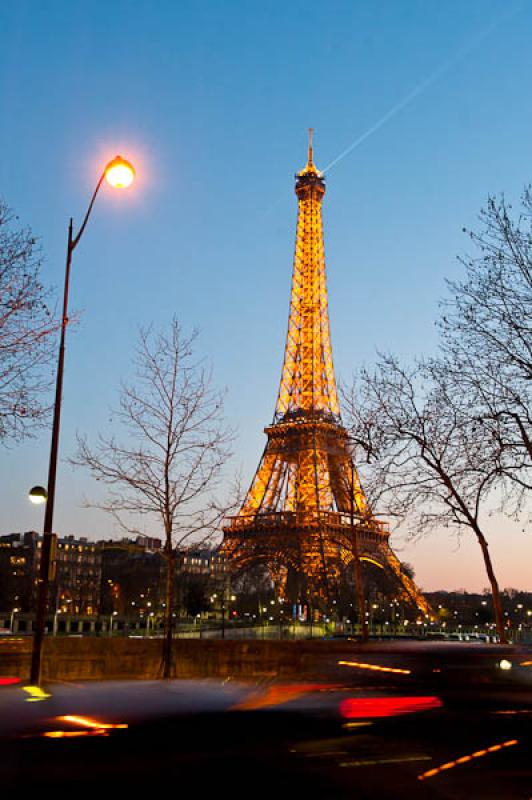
[221,511,429,615]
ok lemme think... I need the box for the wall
[0,637,345,681]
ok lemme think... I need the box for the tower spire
[277,132,337,421]
[298,128,320,176]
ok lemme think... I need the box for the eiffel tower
[222,132,428,614]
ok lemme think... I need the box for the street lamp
[10,607,19,633]
[105,157,135,188]
[28,486,47,505]
[29,155,135,684]
[346,441,369,643]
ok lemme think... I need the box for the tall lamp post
[29,156,135,684]
[347,441,369,643]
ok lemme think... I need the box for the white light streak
[323,4,522,174]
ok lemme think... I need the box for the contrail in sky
[323,4,522,174]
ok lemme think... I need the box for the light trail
[418,739,518,781]
[43,730,108,739]
[338,659,411,675]
[341,754,431,768]
[323,3,522,174]
[232,683,335,710]
[57,715,128,730]
[339,695,441,719]
[22,685,52,702]
[41,715,129,738]
[495,709,532,716]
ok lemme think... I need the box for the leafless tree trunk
[0,200,55,444]
[73,319,233,676]
[343,355,508,643]
[162,540,175,679]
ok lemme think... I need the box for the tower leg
[382,546,430,616]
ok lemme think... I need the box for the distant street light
[30,155,135,685]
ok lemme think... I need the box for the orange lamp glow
[105,155,135,188]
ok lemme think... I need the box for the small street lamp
[109,610,119,637]
[29,156,135,684]
[10,607,19,633]
[29,486,47,505]
[221,598,226,639]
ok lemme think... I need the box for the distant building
[0,531,228,619]
[0,531,101,615]
[55,535,101,615]
[0,532,37,612]
[178,548,227,579]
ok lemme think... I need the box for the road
[0,641,530,798]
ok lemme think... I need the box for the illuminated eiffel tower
[222,132,428,614]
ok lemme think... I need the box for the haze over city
[1,0,530,592]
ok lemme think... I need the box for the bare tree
[343,354,508,643]
[73,319,233,676]
[0,200,55,443]
[440,190,532,496]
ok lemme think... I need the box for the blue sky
[1,0,530,590]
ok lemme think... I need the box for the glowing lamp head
[29,486,47,505]
[105,155,135,188]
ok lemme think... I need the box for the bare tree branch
[439,189,532,494]
[342,356,508,643]
[0,199,56,444]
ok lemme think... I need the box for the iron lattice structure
[222,134,428,613]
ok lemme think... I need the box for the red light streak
[339,696,442,719]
